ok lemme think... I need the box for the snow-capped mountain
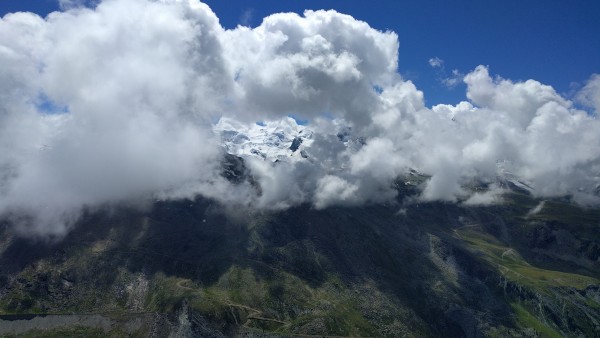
[214,117,314,162]
[495,160,534,193]
[214,117,539,196]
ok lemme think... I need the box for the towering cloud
[0,0,232,236]
[0,0,598,237]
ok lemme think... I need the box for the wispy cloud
[428,57,464,88]
[428,56,444,68]
[576,73,600,113]
[58,0,98,10]
[441,69,465,88]
[239,8,254,27]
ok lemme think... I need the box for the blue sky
[1,0,598,106]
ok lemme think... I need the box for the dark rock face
[221,153,249,184]
[289,137,302,152]
[336,127,351,142]
[220,153,262,196]
[583,242,600,261]
[528,224,556,249]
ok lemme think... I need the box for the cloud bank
[0,0,599,237]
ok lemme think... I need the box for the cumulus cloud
[0,0,236,237]
[0,0,599,238]
[314,175,358,209]
[220,9,399,128]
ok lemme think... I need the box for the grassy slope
[456,191,600,337]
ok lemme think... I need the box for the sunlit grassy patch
[510,302,563,338]
[458,228,599,291]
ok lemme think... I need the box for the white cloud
[0,0,234,236]
[526,201,545,217]
[576,73,600,113]
[0,0,599,238]
[314,175,358,209]
[463,185,506,206]
[441,69,464,88]
[428,57,443,68]
[58,0,100,10]
[429,57,464,88]
[221,9,399,129]
[239,8,254,27]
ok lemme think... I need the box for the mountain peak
[214,117,314,162]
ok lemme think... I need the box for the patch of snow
[214,117,314,162]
